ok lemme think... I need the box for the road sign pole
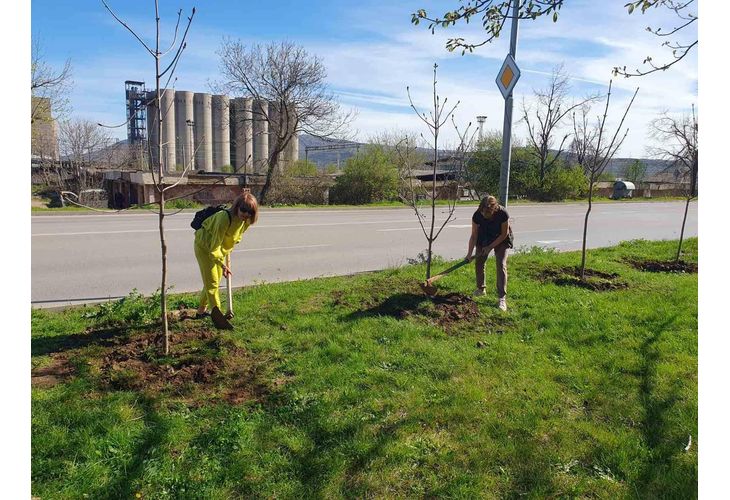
[499,0,520,207]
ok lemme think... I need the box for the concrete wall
[193,93,213,172]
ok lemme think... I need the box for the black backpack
[191,205,231,230]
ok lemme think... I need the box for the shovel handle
[427,257,473,285]
[226,255,233,315]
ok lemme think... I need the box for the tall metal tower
[125,80,147,144]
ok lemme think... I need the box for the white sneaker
[473,288,486,297]
[498,298,507,311]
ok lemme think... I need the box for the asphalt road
[31,201,697,308]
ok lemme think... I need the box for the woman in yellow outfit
[194,192,259,328]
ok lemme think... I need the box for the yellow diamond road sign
[496,54,521,99]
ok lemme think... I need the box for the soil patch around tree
[32,323,280,406]
[31,355,75,389]
[624,258,697,274]
[538,266,629,292]
[344,288,482,330]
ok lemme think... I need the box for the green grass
[31,238,697,498]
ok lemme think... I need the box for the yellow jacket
[194,209,249,267]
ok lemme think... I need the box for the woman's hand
[222,265,232,278]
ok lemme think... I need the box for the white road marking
[32,219,425,236]
[233,244,331,253]
[32,228,192,237]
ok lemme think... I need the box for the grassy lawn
[31,239,697,498]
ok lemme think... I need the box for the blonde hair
[478,195,499,216]
[231,192,259,225]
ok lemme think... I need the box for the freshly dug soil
[31,355,75,389]
[32,326,277,406]
[407,293,481,329]
[347,290,481,330]
[624,258,697,274]
[539,266,628,292]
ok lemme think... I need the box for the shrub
[166,198,203,209]
[540,165,589,201]
[329,145,399,204]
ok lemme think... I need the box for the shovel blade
[419,281,438,296]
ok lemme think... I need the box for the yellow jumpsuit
[194,209,249,311]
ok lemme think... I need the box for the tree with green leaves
[329,145,399,205]
[622,159,647,184]
[613,0,697,77]
[411,0,564,54]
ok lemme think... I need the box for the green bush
[329,145,399,204]
[540,165,589,201]
[82,289,161,327]
[165,198,203,209]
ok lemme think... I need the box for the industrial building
[125,81,299,174]
[31,96,60,162]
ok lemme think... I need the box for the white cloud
[62,0,697,158]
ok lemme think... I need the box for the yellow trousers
[194,242,224,311]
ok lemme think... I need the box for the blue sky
[31,0,698,157]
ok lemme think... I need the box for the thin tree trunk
[259,149,281,205]
[676,196,691,263]
[580,181,593,279]
[155,0,170,355]
[426,79,439,281]
[159,189,170,354]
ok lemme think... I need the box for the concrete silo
[252,99,269,173]
[175,90,195,171]
[242,98,254,172]
[211,95,231,170]
[193,93,213,172]
[146,92,159,167]
[161,89,177,171]
[230,97,253,172]
[287,133,300,167]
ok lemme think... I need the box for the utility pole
[499,0,520,207]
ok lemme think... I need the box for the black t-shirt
[472,207,511,247]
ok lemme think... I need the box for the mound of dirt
[33,327,277,406]
[625,258,697,274]
[539,266,628,292]
[349,291,481,329]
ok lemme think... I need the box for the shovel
[210,256,235,330]
[420,257,473,296]
[225,254,234,319]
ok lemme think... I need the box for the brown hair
[231,192,259,225]
[478,195,499,217]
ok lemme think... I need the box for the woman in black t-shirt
[466,195,512,310]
